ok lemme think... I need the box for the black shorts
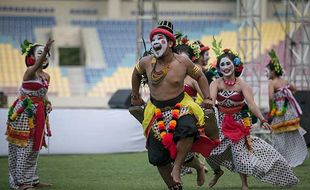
[147,114,199,166]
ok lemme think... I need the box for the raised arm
[24,38,54,80]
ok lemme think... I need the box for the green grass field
[1,150,309,190]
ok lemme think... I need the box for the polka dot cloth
[8,139,40,189]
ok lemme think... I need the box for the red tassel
[162,133,177,159]
[191,135,220,158]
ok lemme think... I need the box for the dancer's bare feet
[18,184,35,190]
[241,185,249,190]
[204,165,208,173]
[208,170,224,188]
[33,182,52,188]
[196,163,205,186]
[171,166,182,184]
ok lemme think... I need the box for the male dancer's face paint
[151,34,168,58]
[219,57,234,76]
[35,45,50,69]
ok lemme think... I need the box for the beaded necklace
[223,78,236,86]
[150,57,170,85]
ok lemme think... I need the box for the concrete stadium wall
[0,108,146,156]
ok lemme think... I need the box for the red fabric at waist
[221,114,249,143]
[19,95,45,151]
[218,104,244,114]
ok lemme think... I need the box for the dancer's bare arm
[268,80,274,112]
[241,79,270,129]
[131,59,146,106]
[209,79,219,105]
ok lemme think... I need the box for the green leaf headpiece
[268,49,283,75]
[20,39,41,56]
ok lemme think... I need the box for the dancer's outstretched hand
[261,120,271,130]
[44,38,55,52]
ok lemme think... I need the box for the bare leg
[184,156,205,186]
[18,184,35,190]
[202,161,208,173]
[239,173,249,190]
[157,164,176,187]
[208,169,224,188]
[171,137,194,184]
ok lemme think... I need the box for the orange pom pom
[155,108,162,119]
[172,110,180,119]
[157,120,165,130]
[169,120,177,128]
[175,103,182,109]
[160,132,167,138]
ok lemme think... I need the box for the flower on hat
[234,57,241,65]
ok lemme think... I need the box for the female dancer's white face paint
[265,67,270,79]
[151,34,168,58]
[219,57,234,76]
[35,45,50,69]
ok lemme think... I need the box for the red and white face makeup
[219,57,234,77]
[35,45,50,69]
[151,34,168,58]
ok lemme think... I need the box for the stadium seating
[0,16,56,46]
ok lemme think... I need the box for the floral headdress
[20,40,41,56]
[175,31,201,61]
[268,49,283,75]
[211,36,243,76]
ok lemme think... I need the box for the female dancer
[266,49,308,167]
[6,38,54,190]
[206,48,299,190]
